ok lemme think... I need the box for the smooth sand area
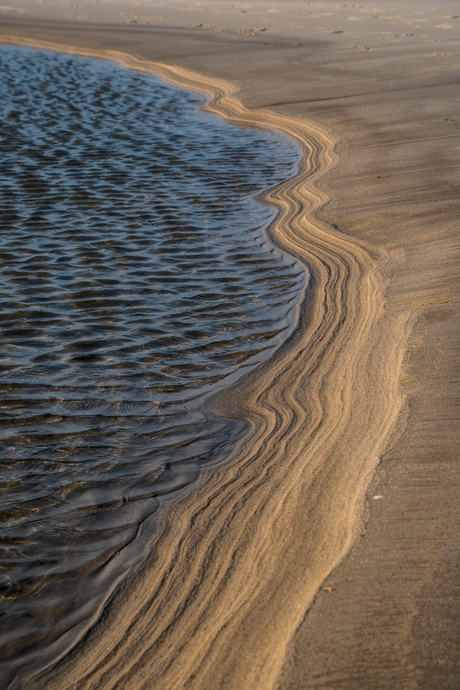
[1,2,459,688]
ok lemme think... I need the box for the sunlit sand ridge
[1,37,411,690]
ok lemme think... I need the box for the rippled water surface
[0,46,304,678]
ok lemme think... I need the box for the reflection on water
[0,46,304,679]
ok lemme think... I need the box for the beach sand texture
[0,1,459,688]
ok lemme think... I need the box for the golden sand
[0,3,458,686]
[0,35,409,687]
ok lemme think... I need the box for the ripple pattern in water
[0,47,305,673]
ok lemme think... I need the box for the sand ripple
[0,39,409,690]
[0,46,305,684]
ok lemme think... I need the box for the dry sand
[0,1,459,688]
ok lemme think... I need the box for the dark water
[0,46,305,681]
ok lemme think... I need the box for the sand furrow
[0,36,410,690]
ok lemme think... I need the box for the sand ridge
[0,36,413,689]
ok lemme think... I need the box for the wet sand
[1,1,459,688]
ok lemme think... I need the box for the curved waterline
[0,36,411,690]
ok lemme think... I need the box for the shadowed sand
[0,2,459,688]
